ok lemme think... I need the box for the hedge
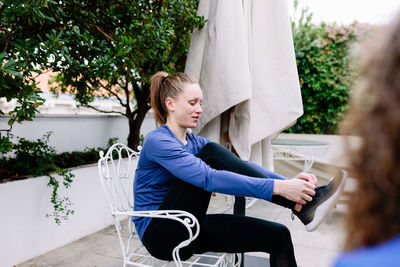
[287,4,372,134]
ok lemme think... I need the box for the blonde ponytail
[150,71,169,127]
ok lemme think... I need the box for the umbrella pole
[222,109,245,267]
[224,138,246,217]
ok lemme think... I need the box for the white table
[271,139,330,172]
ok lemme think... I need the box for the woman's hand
[294,172,318,187]
[273,179,316,205]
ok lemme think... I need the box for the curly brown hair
[341,13,400,251]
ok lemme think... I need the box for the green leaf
[4,59,16,68]
[8,118,15,126]
[0,52,7,60]
[5,69,22,77]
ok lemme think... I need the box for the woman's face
[166,83,203,129]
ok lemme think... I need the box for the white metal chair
[98,143,240,267]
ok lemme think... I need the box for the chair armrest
[113,209,200,266]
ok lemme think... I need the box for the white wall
[0,92,157,153]
[0,162,136,267]
[0,114,156,153]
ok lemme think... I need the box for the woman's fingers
[304,182,316,196]
[297,180,315,203]
[302,193,313,202]
[298,198,307,205]
[299,181,314,202]
[310,173,318,186]
[274,179,316,204]
[294,203,303,211]
[295,172,318,186]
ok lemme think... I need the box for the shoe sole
[304,170,348,232]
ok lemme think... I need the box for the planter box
[0,162,129,267]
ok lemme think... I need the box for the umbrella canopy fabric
[185,0,303,168]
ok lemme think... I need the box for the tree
[1,0,205,151]
[49,0,205,149]
[0,0,65,153]
[1,0,204,223]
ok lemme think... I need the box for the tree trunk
[127,86,150,150]
[127,117,143,151]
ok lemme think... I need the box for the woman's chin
[188,123,198,129]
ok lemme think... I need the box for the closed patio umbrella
[185,0,303,171]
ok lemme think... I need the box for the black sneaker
[292,170,348,232]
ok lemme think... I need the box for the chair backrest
[98,143,140,214]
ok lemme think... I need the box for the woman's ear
[165,97,175,112]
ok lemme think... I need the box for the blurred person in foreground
[334,11,400,267]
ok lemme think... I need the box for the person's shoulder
[146,125,167,136]
[145,126,173,142]
[187,131,209,146]
[335,236,400,267]
[143,126,180,153]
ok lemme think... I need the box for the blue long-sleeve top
[132,125,287,239]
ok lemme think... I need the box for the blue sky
[289,0,400,25]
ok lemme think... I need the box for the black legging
[141,142,297,267]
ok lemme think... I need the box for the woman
[133,71,347,267]
[334,12,400,267]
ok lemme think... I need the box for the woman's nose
[197,104,203,114]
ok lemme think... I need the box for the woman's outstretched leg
[197,142,296,209]
[199,142,348,232]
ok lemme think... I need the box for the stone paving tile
[243,200,346,267]
[18,232,123,267]
[294,245,341,267]
[275,209,346,251]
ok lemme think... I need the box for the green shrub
[54,149,100,169]
[287,2,364,134]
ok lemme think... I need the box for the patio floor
[18,190,347,267]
